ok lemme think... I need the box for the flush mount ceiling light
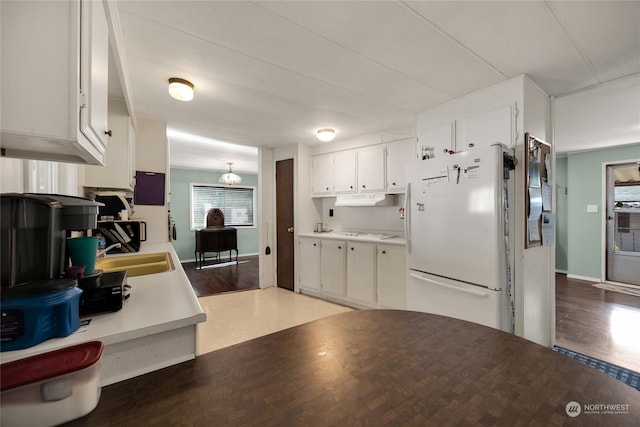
[168,77,194,101]
[219,162,242,185]
[316,128,336,142]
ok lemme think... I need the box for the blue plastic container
[1,280,82,352]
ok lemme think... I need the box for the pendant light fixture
[219,162,242,185]
[168,77,194,101]
[316,128,336,142]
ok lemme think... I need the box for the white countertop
[299,232,406,246]
[1,243,206,363]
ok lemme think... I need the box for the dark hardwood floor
[182,255,259,297]
[183,260,640,373]
[556,273,640,373]
[68,310,640,426]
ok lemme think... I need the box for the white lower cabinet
[299,236,406,310]
[346,242,376,305]
[377,244,407,309]
[298,237,320,293]
[319,240,346,298]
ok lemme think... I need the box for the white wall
[258,147,275,288]
[521,78,554,347]
[320,196,405,235]
[554,73,640,154]
[134,118,168,244]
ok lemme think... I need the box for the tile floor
[196,287,353,355]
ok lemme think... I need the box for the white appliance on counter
[405,144,516,332]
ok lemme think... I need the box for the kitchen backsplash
[321,195,405,236]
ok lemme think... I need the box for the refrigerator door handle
[409,272,489,297]
[405,182,411,253]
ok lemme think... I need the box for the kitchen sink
[95,252,174,277]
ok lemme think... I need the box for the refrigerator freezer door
[407,145,505,290]
[407,270,506,331]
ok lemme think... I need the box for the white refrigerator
[405,144,515,332]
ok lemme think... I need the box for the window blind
[191,185,254,228]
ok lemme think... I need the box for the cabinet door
[0,0,108,165]
[299,238,320,292]
[311,154,334,195]
[346,242,376,305]
[417,122,455,160]
[386,139,415,193]
[357,147,386,193]
[460,105,513,150]
[80,0,109,154]
[377,244,407,309]
[333,150,357,194]
[84,101,133,190]
[320,240,346,298]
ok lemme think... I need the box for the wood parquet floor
[183,260,640,372]
[182,255,259,297]
[555,273,640,373]
[68,310,640,426]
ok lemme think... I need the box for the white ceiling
[110,0,640,174]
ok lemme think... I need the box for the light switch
[586,204,599,213]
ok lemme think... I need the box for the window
[190,183,255,229]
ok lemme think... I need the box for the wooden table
[194,227,238,268]
[67,310,639,426]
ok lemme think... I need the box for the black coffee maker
[0,193,102,287]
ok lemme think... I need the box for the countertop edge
[298,232,406,246]
[0,242,205,364]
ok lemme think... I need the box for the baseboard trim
[555,269,568,275]
[566,274,601,283]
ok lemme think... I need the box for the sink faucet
[97,243,121,258]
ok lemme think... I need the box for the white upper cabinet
[417,121,455,160]
[357,146,386,193]
[312,140,415,197]
[386,139,415,193]
[333,150,357,194]
[80,0,110,154]
[311,154,334,195]
[459,105,514,150]
[84,100,136,190]
[0,0,110,165]
[417,104,515,158]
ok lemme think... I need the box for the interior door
[276,159,295,291]
[606,163,640,286]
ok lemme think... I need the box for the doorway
[605,162,640,286]
[275,159,295,291]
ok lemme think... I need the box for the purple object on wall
[134,171,165,205]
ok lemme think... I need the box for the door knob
[287,227,294,233]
